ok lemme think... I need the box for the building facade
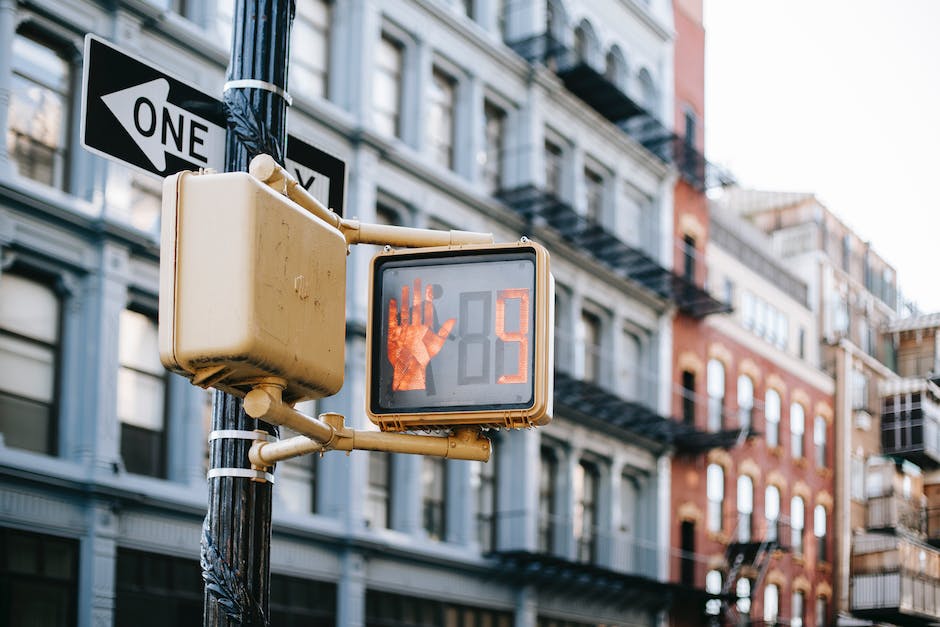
[667,4,834,626]
[715,188,940,627]
[0,0,729,625]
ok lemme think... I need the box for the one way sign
[81,35,346,215]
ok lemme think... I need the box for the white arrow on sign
[101,78,225,172]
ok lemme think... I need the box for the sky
[703,0,940,313]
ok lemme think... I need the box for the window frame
[373,30,406,139]
[289,0,332,101]
[427,64,458,170]
[791,402,805,459]
[0,266,64,456]
[706,463,724,533]
[481,99,507,195]
[765,389,781,447]
[117,303,168,478]
[421,456,447,540]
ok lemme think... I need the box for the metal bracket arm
[247,154,493,248]
[243,384,491,465]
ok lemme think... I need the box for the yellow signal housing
[158,170,347,403]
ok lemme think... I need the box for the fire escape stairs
[720,521,780,624]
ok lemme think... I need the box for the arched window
[791,402,805,458]
[737,375,754,429]
[706,359,725,432]
[814,505,828,562]
[574,461,599,563]
[764,584,779,623]
[765,485,781,542]
[765,389,781,447]
[791,496,805,556]
[706,463,724,533]
[814,415,827,467]
[572,20,599,67]
[604,46,628,90]
[705,570,722,616]
[736,578,752,617]
[737,475,753,542]
[637,68,658,113]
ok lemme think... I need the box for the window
[117,309,166,477]
[765,485,781,543]
[815,596,828,627]
[373,34,404,137]
[706,463,724,533]
[0,528,77,627]
[472,455,497,552]
[584,167,604,223]
[620,330,641,401]
[765,389,781,447]
[842,234,851,272]
[814,505,827,562]
[814,416,827,467]
[604,47,627,89]
[738,375,754,430]
[723,278,735,306]
[851,370,869,410]
[422,457,446,540]
[706,359,725,432]
[737,475,753,542]
[680,520,695,585]
[290,0,331,100]
[277,414,318,514]
[459,0,474,18]
[637,67,658,112]
[270,573,337,626]
[115,548,201,624]
[0,272,61,454]
[544,139,564,197]
[791,496,805,556]
[681,370,695,425]
[791,591,805,627]
[850,456,864,500]
[116,549,336,626]
[367,590,511,627]
[580,310,602,384]
[482,101,506,195]
[427,67,457,169]
[538,447,558,552]
[742,291,755,330]
[790,403,805,459]
[705,570,722,616]
[365,452,391,529]
[8,29,71,188]
[682,235,696,282]
[574,461,598,563]
[798,327,806,359]
[737,578,752,618]
[764,584,779,624]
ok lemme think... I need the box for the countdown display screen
[369,248,539,416]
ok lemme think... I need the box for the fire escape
[503,33,731,320]
[718,528,782,625]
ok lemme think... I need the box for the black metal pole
[201,2,294,626]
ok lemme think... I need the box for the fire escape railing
[507,32,728,192]
[553,370,740,453]
[498,186,731,319]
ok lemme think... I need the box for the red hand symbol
[387,279,456,391]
